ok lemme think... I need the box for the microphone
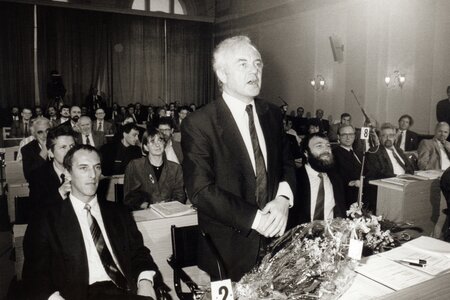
[278,96,288,105]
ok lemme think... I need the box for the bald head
[78,116,92,135]
[435,122,450,142]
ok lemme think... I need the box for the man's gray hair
[380,122,396,131]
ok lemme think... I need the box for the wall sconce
[384,70,406,88]
[310,75,326,91]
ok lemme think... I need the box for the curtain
[0,2,34,109]
[37,6,110,108]
[166,19,213,106]
[109,13,165,106]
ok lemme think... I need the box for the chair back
[171,225,199,268]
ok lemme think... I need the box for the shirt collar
[222,91,255,117]
[70,193,98,212]
[339,145,353,151]
[52,161,65,179]
[305,163,320,177]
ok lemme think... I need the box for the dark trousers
[88,281,153,300]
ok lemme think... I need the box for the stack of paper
[150,201,195,217]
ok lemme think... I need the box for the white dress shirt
[165,139,180,164]
[385,148,406,175]
[438,142,450,170]
[82,133,96,147]
[305,164,335,221]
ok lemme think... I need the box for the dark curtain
[37,6,110,108]
[109,13,165,106]
[0,2,34,109]
[166,19,213,106]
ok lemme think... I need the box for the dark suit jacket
[22,199,160,300]
[10,120,32,138]
[28,161,64,215]
[333,146,362,207]
[75,131,106,149]
[287,165,347,229]
[123,157,185,209]
[92,119,115,135]
[181,97,296,281]
[396,130,420,151]
[21,139,48,182]
[100,142,142,176]
[169,140,183,164]
[366,146,415,180]
[436,99,450,124]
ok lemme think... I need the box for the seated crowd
[5,98,450,299]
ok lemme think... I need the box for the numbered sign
[211,279,234,300]
[360,127,370,140]
[348,238,363,260]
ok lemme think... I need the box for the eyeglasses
[340,133,355,137]
[37,129,49,134]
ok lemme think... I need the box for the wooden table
[370,177,445,237]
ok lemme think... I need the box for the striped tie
[84,204,129,290]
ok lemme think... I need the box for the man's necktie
[314,173,325,220]
[85,135,91,145]
[396,131,404,149]
[24,123,28,136]
[391,150,406,171]
[60,174,65,185]
[245,105,268,209]
[84,204,129,290]
[97,122,103,132]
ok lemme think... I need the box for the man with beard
[366,122,415,180]
[59,105,81,132]
[287,132,347,229]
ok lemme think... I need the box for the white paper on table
[339,274,394,300]
[355,255,433,291]
[403,236,450,257]
[380,245,450,276]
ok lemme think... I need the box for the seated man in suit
[328,113,352,142]
[157,117,183,164]
[10,107,33,138]
[366,122,415,180]
[93,108,115,135]
[101,123,142,176]
[288,132,347,229]
[76,116,106,149]
[314,109,330,134]
[417,122,450,170]
[23,144,161,300]
[53,105,70,127]
[21,117,51,182]
[28,125,76,215]
[124,127,185,210]
[396,114,419,151]
[293,106,308,136]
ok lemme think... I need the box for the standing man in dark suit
[23,144,161,300]
[288,133,347,229]
[396,114,419,151]
[28,125,76,214]
[181,36,296,281]
[366,123,415,180]
[21,117,51,182]
[436,86,450,126]
[10,107,33,138]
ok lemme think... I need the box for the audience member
[76,116,106,149]
[145,106,157,128]
[288,132,346,229]
[124,128,185,210]
[328,113,351,142]
[173,106,189,133]
[181,36,296,281]
[366,122,415,180]
[33,106,44,119]
[53,105,70,126]
[21,117,51,182]
[10,107,33,138]
[109,102,120,122]
[158,117,183,164]
[436,86,450,126]
[293,106,308,136]
[101,123,142,176]
[8,106,20,126]
[93,108,115,135]
[417,122,450,170]
[307,118,322,135]
[315,109,330,134]
[134,102,146,124]
[85,86,105,116]
[332,125,365,207]
[127,104,138,123]
[28,125,76,214]
[23,144,162,300]
[396,114,419,151]
[46,106,58,127]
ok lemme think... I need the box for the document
[151,201,196,217]
[355,255,433,290]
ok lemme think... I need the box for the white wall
[215,0,450,133]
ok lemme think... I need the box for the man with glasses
[93,108,115,135]
[157,117,183,164]
[333,125,364,207]
[21,117,51,182]
[366,122,415,180]
[328,113,352,142]
[11,107,33,138]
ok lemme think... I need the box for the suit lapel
[215,97,254,179]
[380,147,394,172]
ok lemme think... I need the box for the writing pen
[398,259,427,267]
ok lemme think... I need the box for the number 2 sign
[211,279,234,300]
